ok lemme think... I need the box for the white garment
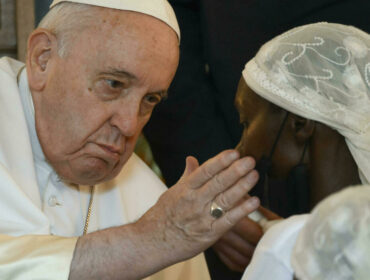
[0,57,209,280]
[241,215,309,280]
[292,186,370,280]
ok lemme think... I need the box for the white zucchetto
[50,0,180,40]
[291,186,370,280]
[242,22,370,183]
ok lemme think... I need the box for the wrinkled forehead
[94,9,179,46]
[82,15,178,86]
[50,0,181,41]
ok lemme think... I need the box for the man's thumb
[181,156,199,178]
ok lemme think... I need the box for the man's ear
[289,114,315,144]
[26,28,58,91]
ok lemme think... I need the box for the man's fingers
[233,216,264,246]
[161,150,261,261]
[185,150,240,189]
[210,169,258,211]
[180,156,199,179]
[201,157,256,199]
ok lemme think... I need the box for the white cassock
[241,215,309,280]
[0,57,210,280]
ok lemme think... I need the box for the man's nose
[110,104,140,137]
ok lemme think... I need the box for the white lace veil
[242,22,370,183]
[291,186,370,280]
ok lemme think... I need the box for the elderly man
[0,0,260,279]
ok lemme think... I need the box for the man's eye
[145,94,162,105]
[106,79,124,89]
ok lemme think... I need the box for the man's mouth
[96,143,123,159]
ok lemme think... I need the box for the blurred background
[0,0,34,61]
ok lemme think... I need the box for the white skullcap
[243,22,370,183]
[291,186,370,280]
[50,0,180,40]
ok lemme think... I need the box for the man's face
[32,10,179,185]
[234,78,299,178]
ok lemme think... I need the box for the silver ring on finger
[210,201,225,219]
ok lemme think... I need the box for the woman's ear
[26,28,58,91]
[290,114,315,144]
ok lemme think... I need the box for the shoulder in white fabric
[49,0,180,40]
[291,186,370,280]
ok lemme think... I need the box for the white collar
[18,68,47,164]
[17,68,65,194]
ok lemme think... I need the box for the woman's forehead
[236,78,286,120]
[236,79,268,111]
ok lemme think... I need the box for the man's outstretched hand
[70,150,261,280]
[142,150,262,263]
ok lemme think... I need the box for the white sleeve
[242,215,309,280]
[242,251,293,280]
[0,234,77,280]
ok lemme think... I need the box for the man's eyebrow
[102,68,168,98]
[102,68,137,80]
